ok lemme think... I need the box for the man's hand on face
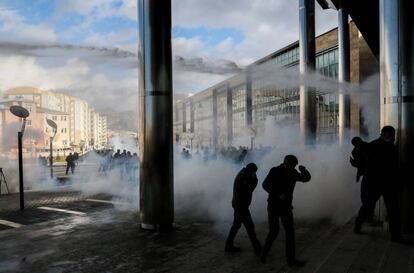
[298,165,306,172]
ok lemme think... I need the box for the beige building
[0,87,108,157]
[89,108,107,149]
[98,116,108,148]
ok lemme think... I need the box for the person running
[261,155,311,267]
[225,163,261,256]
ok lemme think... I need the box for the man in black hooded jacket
[261,155,311,267]
[225,163,261,255]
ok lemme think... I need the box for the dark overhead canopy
[317,0,379,58]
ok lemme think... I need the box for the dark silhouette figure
[225,163,261,255]
[65,153,76,175]
[350,137,374,222]
[350,137,367,182]
[38,155,48,167]
[113,149,121,159]
[235,149,248,164]
[261,155,311,267]
[354,126,405,243]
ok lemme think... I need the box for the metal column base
[140,223,174,231]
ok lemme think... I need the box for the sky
[0,0,338,112]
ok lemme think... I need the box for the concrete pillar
[245,69,253,126]
[182,102,187,133]
[338,8,351,145]
[380,0,414,232]
[226,85,233,146]
[212,89,218,149]
[299,0,316,146]
[190,99,195,133]
[138,0,174,230]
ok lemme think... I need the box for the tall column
[182,102,187,133]
[138,0,174,230]
[338,8,351,145]
[299,0,316,146]
[190,99,195,133]
[212,89,218,149]
[245,68,253,126]
[226,85,233,146]
[380,0,414,232]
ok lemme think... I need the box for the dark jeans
[356,186,402,240]
[66,164,75,175]
[262,203,295,261]
[225,207,260,251]
[360,177,374,222]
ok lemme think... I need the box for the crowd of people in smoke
[96,149,138,183]
[180,145,271,165]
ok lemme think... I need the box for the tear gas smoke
[174,119,360,233]
[0,63,380,232]
[109,134,138,154]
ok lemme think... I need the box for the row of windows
[316,49,339,79]
[232,85,246,111]
[252,88,300,106]
[273,47,300,66]
[175,47,340,141]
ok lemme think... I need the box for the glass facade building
[173,27,362,148]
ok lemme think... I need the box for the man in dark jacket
[65,153,75,175]
[354,126,404,243]
[261,155,311,267]
[225,163,261,255]
[350,137,374,222]
[350,137,367,182]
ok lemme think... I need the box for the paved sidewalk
[0,207,413,273]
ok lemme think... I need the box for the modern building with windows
[173,22,378,148]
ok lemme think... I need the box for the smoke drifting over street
[0,60,380,232]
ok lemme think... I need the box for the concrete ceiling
[317,0,379,58]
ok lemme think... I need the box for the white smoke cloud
[174,119,360,235]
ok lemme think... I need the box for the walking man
[261,155,311,267]
[65,153,75,175]
[225,163,261,256]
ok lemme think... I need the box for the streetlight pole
[50,136,53,179]
[18,131,24,210]
[46,119,58,179]
[9,105,30,211]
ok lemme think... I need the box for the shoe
[287,259,305,267]
[225,245,241,253]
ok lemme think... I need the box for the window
[52,115,57,121]
[24,104,32,112]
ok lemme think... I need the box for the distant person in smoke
[261,155,311,267]
[225,163,261,256]
[350,137,374,223]
[65,153,76,175]
[235,149,248,164]
[354,126,406,243]
[38,155,47,166]
[113,149,121,160]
